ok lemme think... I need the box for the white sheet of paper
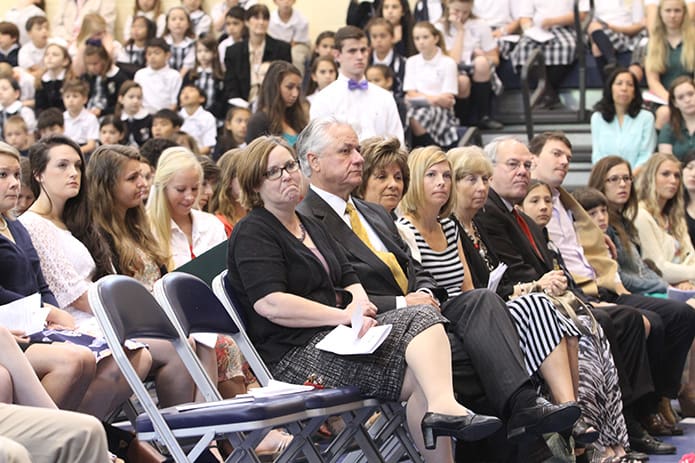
[0,293,49,334]
[192,333,218,349]
[487,263,508,293]
[524,27,554,43]
[642,90,667,106]
[500,34,520,43]
[247,380,314,398]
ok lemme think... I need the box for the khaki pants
[0,403,109,463]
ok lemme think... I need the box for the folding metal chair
[155,271,388,463]
[88,274,315,463]
[211,270,425,463]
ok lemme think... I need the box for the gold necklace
[0,215,7,231]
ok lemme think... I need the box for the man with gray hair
[296,117,580,460]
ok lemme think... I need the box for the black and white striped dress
[398,216,581,374]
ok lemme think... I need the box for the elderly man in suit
[295,117,580,460]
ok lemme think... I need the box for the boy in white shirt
[17,16,49,78]
[61,79,98,154]
[178,84,216,156]
[268,0,311,74]
[134,38,182,114]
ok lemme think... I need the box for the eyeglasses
[499,159,533,172]
[264,160,300,180]
[605,174,632,184]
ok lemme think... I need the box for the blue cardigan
[0,218,59,306]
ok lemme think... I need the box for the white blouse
[170,208,227,269]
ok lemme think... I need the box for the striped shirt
[397,216,465,298]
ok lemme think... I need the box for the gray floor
[649,417,695,463]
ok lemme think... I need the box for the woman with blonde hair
[147,146,227,271]
[645,0,695,129]
[397,147,594,444]
[634,152,695,417]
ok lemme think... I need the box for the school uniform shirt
[403,48,458,96]
[370,49,406,98]
[189,10,212,38]
[14,67,36,103]
[165,35,196,71]
[437,18,497,65]
[595,0,644,25]
[517,0,590,24]
[180,106,217,148]
[117,43,146,69]
[0,44,19,67]
[268,9,310,44]
[17,42,45,69]
[170,208,227,269]
[472,0,520,29]
[121,108,152,147]
[35,70,66,112]
[183,67,225,118]
[0,101,36,137]
[85,65,128,116]
[309,73,405,144]
[63,108,99,145]
[134,65,183,114]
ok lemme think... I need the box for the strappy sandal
[256,430,293,463]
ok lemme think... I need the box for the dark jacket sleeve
[224,42,246,101]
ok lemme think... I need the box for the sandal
[256,429,293,463]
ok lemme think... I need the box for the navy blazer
[297,189,444,312]
[223,36,291,102]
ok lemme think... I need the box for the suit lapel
[301,191,401,291]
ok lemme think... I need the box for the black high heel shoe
[421,412,502,450]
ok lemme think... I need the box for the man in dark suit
[295,117,579,460]
[475,135,677,455]
[223,4,291,104]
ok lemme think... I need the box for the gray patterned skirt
[406,105,460,148]
[271,305,446,401]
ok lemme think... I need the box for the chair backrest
[212,270,273,386]
[91,275,181,343]
[157,272,240,336]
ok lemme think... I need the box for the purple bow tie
[347,79,368,91]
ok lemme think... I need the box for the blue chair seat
[135,396,307,434]
[300,386,363,410]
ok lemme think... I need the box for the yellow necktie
[345,203,408,295]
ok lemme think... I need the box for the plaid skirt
[511,25,578,68]
[601,28,647,53]
[271,305,446,401]
[407,105,460,148]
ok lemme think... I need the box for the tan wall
[1,0,360,44]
